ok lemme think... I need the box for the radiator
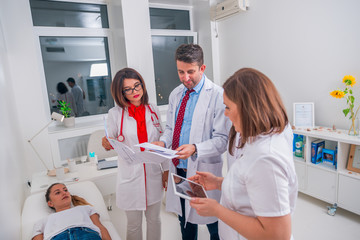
[58,134,90,162]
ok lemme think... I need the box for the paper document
[135,142,179,159]
[107,138,136,164]
[107,138,176,164]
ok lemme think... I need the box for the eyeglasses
[123,83,143,95]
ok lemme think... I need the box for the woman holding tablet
[189,68,298,240]
[102,68,168,240]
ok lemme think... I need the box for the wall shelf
[293,127,360,215]
[306,161,336,172]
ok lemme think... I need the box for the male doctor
[153,44,229,240]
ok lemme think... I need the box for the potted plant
[58,100,75,127]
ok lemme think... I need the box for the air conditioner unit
[211,0,249,21]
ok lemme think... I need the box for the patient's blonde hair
[45,183,92,210]
[71,194,92,207]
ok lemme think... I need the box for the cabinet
[49,118,104,167]
[338,174,360,213]
[293,127,360,215]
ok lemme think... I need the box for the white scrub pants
[125,201,161,240]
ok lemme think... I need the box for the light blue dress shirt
[175,75,205,169]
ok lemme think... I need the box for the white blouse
[219,125,298,240]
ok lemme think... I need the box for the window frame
[149,3,197,117]
[33,18,116,125]
[31,0,118,167]
[45,0,107,4]
[151,31,197,115]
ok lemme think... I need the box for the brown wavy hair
[111,68,149,108]
[223,68,288,155]
[45,183,92,211]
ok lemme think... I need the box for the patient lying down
[32,183,112,240]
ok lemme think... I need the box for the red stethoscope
[117,105,163,142]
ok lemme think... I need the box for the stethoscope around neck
[117,105,162,142]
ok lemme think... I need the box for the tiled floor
[108,192,360,240]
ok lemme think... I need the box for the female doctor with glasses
[102,68,168,240]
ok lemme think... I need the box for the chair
[21,181,121,240]
[87,129,117,161]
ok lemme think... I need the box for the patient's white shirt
[32,205,101,240]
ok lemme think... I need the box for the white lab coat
[219,125,297,240]
[160,77,230,224]
[107,103,169,211]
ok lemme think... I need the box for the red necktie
[172,89,195,166]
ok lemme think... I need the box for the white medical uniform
[106,103,168,210]
[219,125,298,240]
[226,132,242,171]
[160,77,230,225]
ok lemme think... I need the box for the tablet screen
[171,173,208,200]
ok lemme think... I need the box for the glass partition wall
[40,36,113,117]
[150,6,196,106]
[152,35,194,105]
[30,0,114,118]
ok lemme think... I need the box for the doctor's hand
[102,136,113,151]
[175,144,196,159]
[151,141,165,148]
[162,170,169,191]
[188,171,223,191]
[190,197,222,217]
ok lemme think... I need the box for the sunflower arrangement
[330,75,359,135]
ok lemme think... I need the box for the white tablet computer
[171,173,208,200]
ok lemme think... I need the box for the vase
[348,117,360,136]
[63,116,75,127]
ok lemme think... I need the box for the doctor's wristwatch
[192,144,197,156]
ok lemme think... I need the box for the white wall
[107,0,128,75]
[193,0,214,81]
[121,0,157,104]
[215,0,360,130]
[1,0,52,176]
[0,8,27,238]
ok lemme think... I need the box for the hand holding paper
[107,139,178,165]
[135,142,179,159]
